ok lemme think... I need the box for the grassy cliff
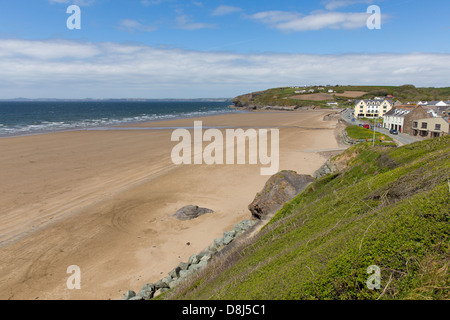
[166,136,450,300]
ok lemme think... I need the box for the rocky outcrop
[173,205,214,221]
[230,104,317,112]
[122,219,257,300]
[231,93,317,111]
[323,112,342,121]
[248,170,315,219]
[313,160,339,179]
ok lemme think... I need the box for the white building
[354,99,393,118]
[383,106,414,133]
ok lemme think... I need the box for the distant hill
[232,85,450,110]
[0,98,233,102]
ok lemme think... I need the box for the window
[435,124,441,130]
[413,121,418,127]
[421,122,427,129]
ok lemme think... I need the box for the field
[290,93,335,101]
[290,91,368,101]
[335,91,368,98]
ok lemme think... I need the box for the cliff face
[232,93,316,111]
[232,92,268,110]
[248,171,314,219]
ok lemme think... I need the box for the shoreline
[0,103,247,139]
[0,109,344,300]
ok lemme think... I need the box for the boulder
[178,262,189,271]
[169,266,181,279]
[197,249,214,260]
[249,170,314,219]
[136,283,155,300]
[169,278,182,289]
[155,278,171,289]
[173,205,214,221]
[313,160,338,179]
[188,263,202,272]
[179,269,192,279]
[209,237,224,252]
[200,253,212,262]
[188,254,199,265]
[122,290,136,300]
[223,231,235,245]
[197,259,208,269]
[231,220,255,235]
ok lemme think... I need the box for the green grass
[165,136,450,300]
[346,125,393,143]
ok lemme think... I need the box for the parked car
[389,129,399,135]
[363,124,370,129]
[359,124,364,127]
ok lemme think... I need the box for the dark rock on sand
[173,205,214,221]
[248,170,314,219]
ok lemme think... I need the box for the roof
[423,105,450,117]
[384,107,411,118]
[357,99,393,104]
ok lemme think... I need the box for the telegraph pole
[373,117,376,147]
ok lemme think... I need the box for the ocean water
[0,100,239,137]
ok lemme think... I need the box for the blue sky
[0,0,449,98]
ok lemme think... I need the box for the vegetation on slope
[233,85,450,109]
[166,136,450,300]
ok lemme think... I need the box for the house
[417,100,449,107]
[403,106,431,135]
[382,106,415,133]
[328,89,334,93]
[422,105,450,118]
[354,99,393,118]
[411,117,450,138]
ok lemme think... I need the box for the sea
[0,100,240,138]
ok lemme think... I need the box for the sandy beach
[0,109,343,300]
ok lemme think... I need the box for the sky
[0,0,449,99]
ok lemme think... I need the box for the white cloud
[0,39,448,98]
[212,5,243,16]
[49,0,96,6]
[176,14,216,30]
[119,19,157,33]
[140,0,163,6]
[323,0,375,10]
[0,39,101,59]
[250,10,371,31]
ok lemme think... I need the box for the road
[340,108,424,146]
